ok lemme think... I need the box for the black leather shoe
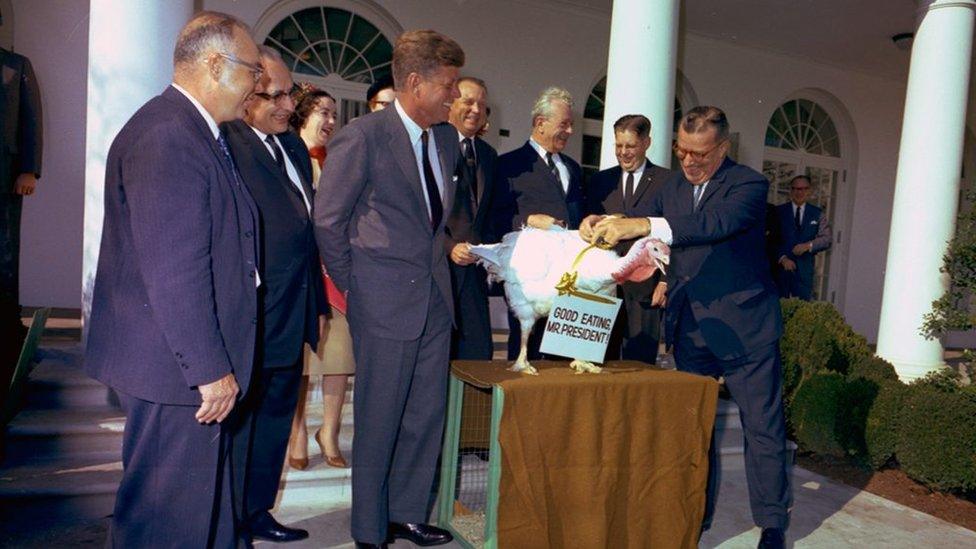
[354,543,388,549]
[388,522,453,546]
[758,527,785,549]
[247,511,309,542]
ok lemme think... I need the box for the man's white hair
[530,87,574,121]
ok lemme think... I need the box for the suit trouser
[776,268,813,301]
[113,392,236,549]
[672,298,791,530]
[0,189,23,330]
[231,363,302,522]
[450,265,493,360]
[349,288,452,543]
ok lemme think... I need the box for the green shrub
[864,381,908,469]
[790,373,845,457]
[779,300,874,402]
[897,387,976,492]
[789,372,877,460]
[911,367,963,393]
[848,355,899,384]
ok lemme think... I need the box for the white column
[877,0,976,381]
[82,0,193,336]
[599,0,679,169]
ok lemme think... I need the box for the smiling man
[444,76,498,361]
[85,12,262,548]
[584,106,790,549]
[314,29,463,548]
[583,114,671,364]
[221,45,326,544]
[492,86,585,362]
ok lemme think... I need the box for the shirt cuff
[646,217,673,245]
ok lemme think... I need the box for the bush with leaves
[922,178,976,340]
[897,386,976,492]
[864,381,908,469]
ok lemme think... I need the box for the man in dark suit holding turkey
[445,76,497,360]
[85,12,262,547]
[585,114,670,364]
[315,29,463,548]
[493,87,585,361]
[585,106,791,549]
[222,45,327,544]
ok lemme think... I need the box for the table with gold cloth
[437,360,719,549]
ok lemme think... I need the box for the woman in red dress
[286,84,352,469]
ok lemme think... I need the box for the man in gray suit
[0,47,42,356]
[315,29,464,549]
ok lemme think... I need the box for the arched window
[762,98,846,301]
[581,75,684,182]
[259,4,398,127]
[264,7,392,83]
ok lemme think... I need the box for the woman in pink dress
[287,84,352,469]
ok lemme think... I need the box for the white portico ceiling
[559,0,919,80]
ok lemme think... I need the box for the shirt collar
[528,137,559,163]
[394,98,425,144]
[249,124,273,144]
[171,83,220,140]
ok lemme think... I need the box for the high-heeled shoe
[315,429,349,468]
[288,455,309,470]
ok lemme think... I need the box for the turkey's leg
[509,320,538,375]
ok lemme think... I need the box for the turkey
[471,227,669,375]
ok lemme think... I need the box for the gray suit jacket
[315,105,457,341]
[0,48,42,187]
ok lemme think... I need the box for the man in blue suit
[315,30,463,549]
[492,87,585,361]
[774,175,832,300]
[85,12,262,548]
[586,106,791,549]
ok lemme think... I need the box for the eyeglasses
[215,52,264,83]
[673,139,727,162]
[369,99,392,108]
[791,186,811,191]
[253,89,295,105]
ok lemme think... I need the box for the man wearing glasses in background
[582,106,791,549]
[774,175,832,300]
[85,12,263,547]
[222,45,327,544]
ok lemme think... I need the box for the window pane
[582,134,602,168]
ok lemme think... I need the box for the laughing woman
[287,84,353,469]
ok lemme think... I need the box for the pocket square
[810,220,818,225]
[452,175,459,182]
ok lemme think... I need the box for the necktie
[462,138,478,206]
[265,134,286,175]
[693,183,704,210]
[546,152,563,190]
[624,171,635,205]
[420,130,443,229]
[795,205,802,229]
[217,134,243,186]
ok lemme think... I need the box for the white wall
[16,0,89,310]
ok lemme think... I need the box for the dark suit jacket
[85,86,259,405]
[649,158,782,360]
[222,121,327,368]
[0,49,42,187]
[774,201,829,285]
[493,141,584,233]
[589,159,671,338]
[315,105,457,341]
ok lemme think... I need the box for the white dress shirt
[621,164,646,196]
[394,99,445,221]
[528,138,570,193]
[248,125,311,213]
